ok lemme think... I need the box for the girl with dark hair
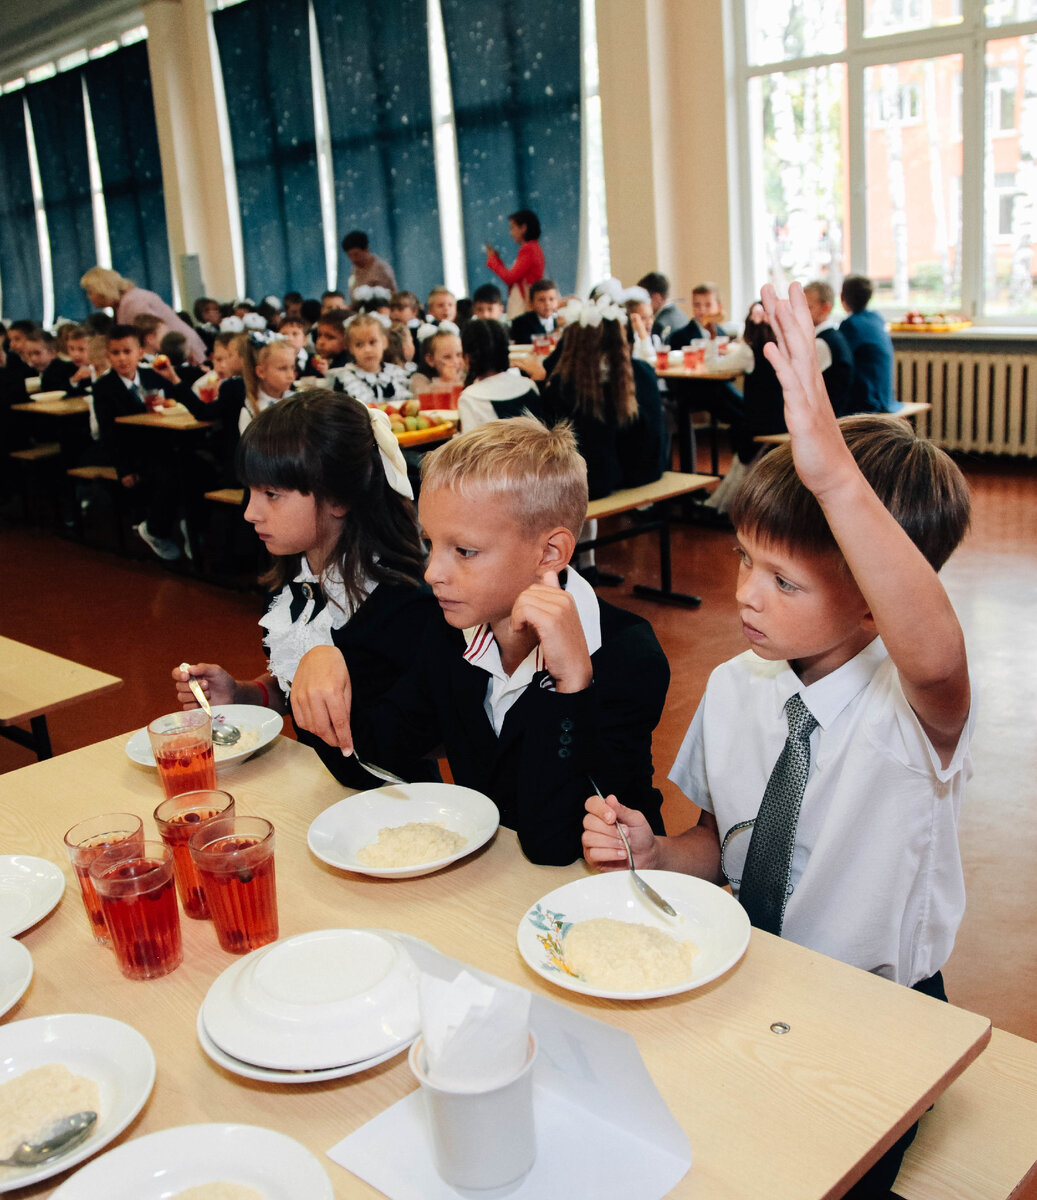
[457,318,541,432]
[485,208,545,317]
[172,389,438,788]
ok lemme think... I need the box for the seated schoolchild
[352,285,393,318]
[624,292,660,363]
[279,317,317,377]
[668,282,730,347]
[283,291,305,322]
[290,418,670,865]
[510,279,562,344]
[410,325,464,394]
[310,311,351,377]
[457,318,541,432]
[62,326,94,396]
[470,283,506,322]
[386,323,419,375]
[426,286,458,326]
[320,290,349,313]
[132,313,166,365]
[839,274,898,414]
[583,282,972,1197]
[159,332,204,387]
[637,272,687,345]
[173,389,439,791]
[23,330,74,393]
[802,280,854,416]
[327,314,412,404]
[91,324,186,559]
[193,297,222,353]
[389,290,422,330]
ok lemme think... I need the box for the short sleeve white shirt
[669,639,973,985]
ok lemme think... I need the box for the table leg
[631,516,702,608]
[0,715,53,760]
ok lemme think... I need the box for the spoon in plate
[0,1111,97,1167]
[179,663,241,746]
[588,776,677,918]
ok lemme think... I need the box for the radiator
[895,350,1037,456]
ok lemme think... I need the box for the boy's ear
[537,526,576,573]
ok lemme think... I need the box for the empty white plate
[0,855,65,938]
[0,939,32,1019]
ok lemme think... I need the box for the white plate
[200,929,421,1070]
[195,1007,410,1083]
[49,1122,334,1199]
[0,939,32,1019]
[32,390,69,403]
[307,782,499,878]
[0,1013,156,1192]
[0,855,66,938]
[517,871,751,1000]
[124,705,282,770]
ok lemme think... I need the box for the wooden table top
[114,407,212,431]
[0,636,122,726]
[11,398,90,417]
[656,366,743,381]
[2,733,990,1199]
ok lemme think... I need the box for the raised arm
[761,283,969,761]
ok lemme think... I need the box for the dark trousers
[842,971,948,1198]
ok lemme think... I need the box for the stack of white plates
[197,928,421,1082]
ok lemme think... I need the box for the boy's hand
[510,570,592,693]
[583,793,658,871]
[120,473,139,488]
[291,645,355,752]
[761,282,856,500]
[71,365,92,383]
[151,359,181,386]
[172,662,237,708]
[311,354,329,377]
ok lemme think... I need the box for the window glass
[746,0,845,67]
[985,0,1037,26]
[983,34,1037,317]
[751,64,848,291]
[864,0,962,38]
[864,55,963,314]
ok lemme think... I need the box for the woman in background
[485,209,545,319]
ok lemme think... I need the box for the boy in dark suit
[290,418,670,866]
[803,280,854,416]
[510,279,561,344]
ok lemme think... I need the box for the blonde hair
[240,336,295,417]
[79,267,134,306]
[421,418,588,538]
[347,313,388,352]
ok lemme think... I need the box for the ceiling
[0,0,147,80]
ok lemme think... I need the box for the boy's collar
[777,637,885,730]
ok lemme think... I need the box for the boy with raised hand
[583,281,972,1192]
[292,418,670,866]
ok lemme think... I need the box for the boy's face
[427,293,457,322]
[390,302,417,324]
[692,291,721,322]
[420,486,550,629]
[280,324,306,351]
[473,300,504,320]
[25,341,55,368]
[322,295,348,312]
[532,288,559,319]
[67,337,90,366]
[734,532,874,685]
[201,302,221,325]
[7,330,29,355]
[315,324,347,356]
[107,337,143,380]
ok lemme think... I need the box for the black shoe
[687,501,734,531]
[581,566,625,587]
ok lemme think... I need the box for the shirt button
[560,718,574,732]
[558,748,571,759]
[559,733,572,746]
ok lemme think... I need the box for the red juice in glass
[64,814,145,945]
[90,841,182,980]
[154,790,235,920]
[148,710,216,799]
[190,816,278,954]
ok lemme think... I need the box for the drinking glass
[64,814,145,945]
[90,840,183,980]
[148,710,216,799]
[189,816,278,953]
[154,790,235,919]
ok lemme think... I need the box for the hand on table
[291,645,355,752]
[583,793,658,871]
[172,662,237,709]
[510,570,591,694]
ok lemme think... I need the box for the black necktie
[737,694,818,935]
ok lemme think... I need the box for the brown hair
[347,313,388,351]
[421,417,588,539]
[729,416,971,571]
[803,280,834,308]
[240,336,295,416]
[132,313,164,337]
[550,318,637,423]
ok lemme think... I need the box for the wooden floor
[1,449,1034,1042]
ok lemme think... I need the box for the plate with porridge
[517,872,751,1000]
[125,706,282,771]
[307,782,499,878]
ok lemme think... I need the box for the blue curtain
[313,0,442,300]
[439,0,582,294]
[213,0,325,300]
[0,94,43,321]
[25,70,96,319]
[83,43,172,302]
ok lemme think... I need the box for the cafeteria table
[3,731,990,1199]
[657,366,743,477]
[0,637,122,760]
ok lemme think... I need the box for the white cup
[409,1033,538,1190]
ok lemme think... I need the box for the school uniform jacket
[172,375,246,483]
[344,594,670,866]
[509,311,554,344]
[92,366,175,477]
[817,326,855,417]
[40,359,77,394]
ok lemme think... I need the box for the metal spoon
[179,664,241,746]
[588,776,678,918]
[351,752,408,787]
[0,1110,97,1167]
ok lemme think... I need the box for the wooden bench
[894,1026,1037,1200]
[754,402,932,446]
[578,471,718,607]
[8,443,63,523]
[66,465,127,551]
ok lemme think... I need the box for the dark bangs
[236,411,319,495]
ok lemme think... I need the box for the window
[733,0,1037,324]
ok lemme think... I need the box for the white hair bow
[415,322,439,343]
[220,315,245,333]
[242,312,268,331]
[353,285,374,302]
[368,407,414,499]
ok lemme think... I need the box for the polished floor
[1,451,1034,1040]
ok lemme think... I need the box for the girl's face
[255,346,296,398]
[244,488,346,570]
[427,334,463,383]
[212,342,242,379]
[201,302,221,325]
[349,324,387,373]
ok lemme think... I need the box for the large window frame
[729,0,1037,327]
